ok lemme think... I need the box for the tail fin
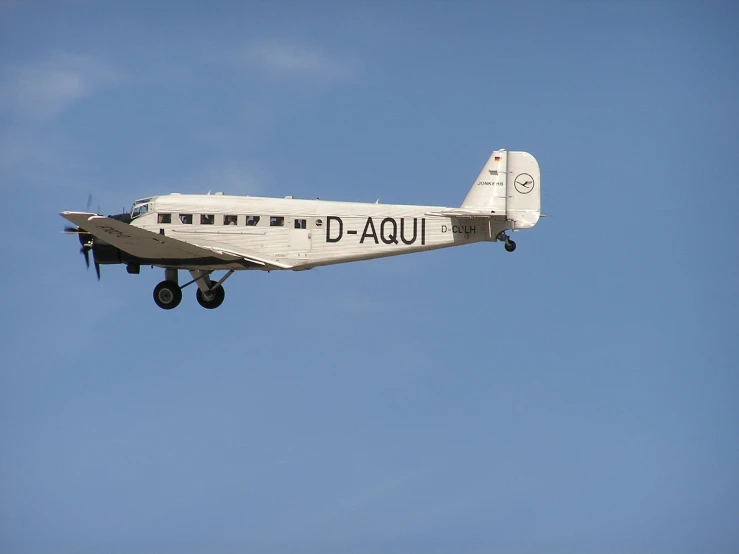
[461,150,541,229]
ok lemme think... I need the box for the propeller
[63,193,101,280]
[63,194,133,280]
[81,243,90,267]
[77,228,97,278]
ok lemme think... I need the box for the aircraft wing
[424,208,507,219]
[60,212,293,269]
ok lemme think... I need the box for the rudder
[506,151,540,229]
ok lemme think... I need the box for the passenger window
[294,219,307,229]
[224,215,238,226]
[201,214,214,225]
[246,215,260,226]
[180,214,193,224]
[270,216,285,227]
[158,213,172,224]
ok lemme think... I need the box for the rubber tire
[153,280,182,310]
[504,240,517,252]
[196,283,225,309]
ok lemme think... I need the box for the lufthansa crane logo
[514,173,535,194]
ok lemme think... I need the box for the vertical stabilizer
[461,150,540,229]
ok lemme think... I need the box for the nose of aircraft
[63,211,132,280]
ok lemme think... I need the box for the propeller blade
[66,194,103,279]
[81,247,90,268]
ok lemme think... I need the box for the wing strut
[211,270,235,291]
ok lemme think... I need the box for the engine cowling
[92,241,125,265]
[65,210,136,280]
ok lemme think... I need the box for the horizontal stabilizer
[425,208,506,219]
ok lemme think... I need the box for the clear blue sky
[1,1,737,552]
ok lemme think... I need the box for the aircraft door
[288,216,312,255]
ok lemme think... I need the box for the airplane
[61,149,541,310]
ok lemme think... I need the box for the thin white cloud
[0,52,122,121]
[244,39,356,81]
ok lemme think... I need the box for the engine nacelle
[92,241,127,265]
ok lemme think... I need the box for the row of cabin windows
[157,213,307,229]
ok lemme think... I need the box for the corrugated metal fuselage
[132,194,511,271]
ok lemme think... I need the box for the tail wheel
[196,283,225,309]
[504,240,517,252]
[153,280,182,310]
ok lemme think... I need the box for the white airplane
[61,149,541,310]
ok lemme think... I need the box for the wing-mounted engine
[62,211,135,279]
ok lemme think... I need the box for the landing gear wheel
[196,282,225,309]
[153,280,182,310]
[504,240,517,252]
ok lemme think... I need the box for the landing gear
[190,269,231,310]
[152,269,234,310]
[153,280,182,310]
[497,231,517,253]
[196,282,226,309]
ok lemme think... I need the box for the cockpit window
[130,198,152,219]
[131,203,150,219]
